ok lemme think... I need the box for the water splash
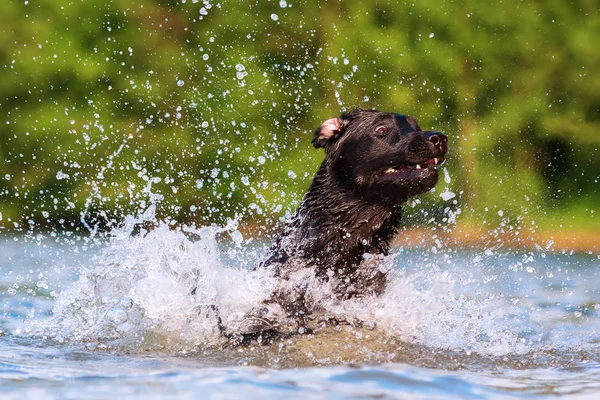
[29,206,552,358]
[39,208,276,350]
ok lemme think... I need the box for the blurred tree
[0,0,598,234]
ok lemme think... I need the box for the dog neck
[299,160,400,232]
[289,160,402,267]
[263,158,402,282]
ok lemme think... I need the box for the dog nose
[426,132,447,152]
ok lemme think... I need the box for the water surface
[1,231,600,399]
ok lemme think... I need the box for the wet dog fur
[224,108,448,343]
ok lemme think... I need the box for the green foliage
[0,0,598,233]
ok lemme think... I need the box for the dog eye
[375,126,388,134]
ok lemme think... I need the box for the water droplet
[279,0,287,7]
[443,167,451,184]
[177,80,185,87]
[428,33,435,38]
[230,230,243,244]
[270,13,279,21]
[287,170,296,179]
[440,188,456,201]
[56,171,70,180]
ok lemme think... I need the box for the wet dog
[229,108,448,341]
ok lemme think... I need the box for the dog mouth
[380,157,445,176]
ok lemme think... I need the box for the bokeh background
[0,0,598,245]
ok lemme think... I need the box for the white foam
[39,208,530,356]
[311,255,530,357]
[43,212,276,350]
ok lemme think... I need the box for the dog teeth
[385,168,396,174]
[415,164,422,169]
[433,158,439,165]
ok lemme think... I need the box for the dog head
[313,108,448,203]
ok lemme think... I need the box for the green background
[0,0,598,236]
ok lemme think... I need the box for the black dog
[230,108,448,339]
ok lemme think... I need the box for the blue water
[2,232,600,399]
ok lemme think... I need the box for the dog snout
[426,131,447,153]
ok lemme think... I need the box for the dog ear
[313,117,347,148]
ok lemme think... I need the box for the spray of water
[29,197,541,359]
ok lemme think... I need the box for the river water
[1,224,600,399]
